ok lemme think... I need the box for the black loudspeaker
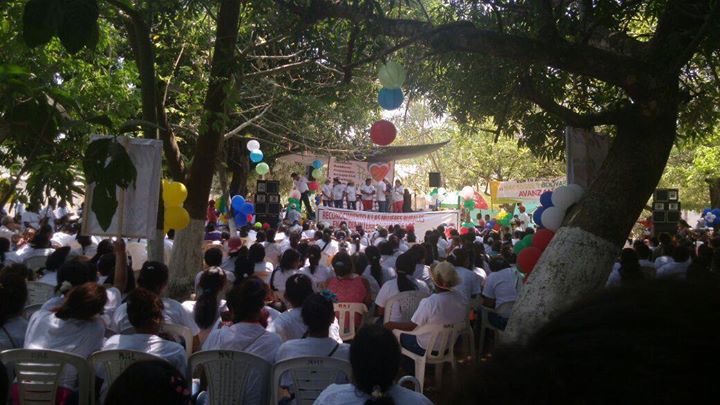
[266,181,280,194]
[429,172,441,187]
[652,188,681,236]
[269,202,281,214]
[256,214,279,228]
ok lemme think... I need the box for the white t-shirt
[392,185,404,202]
[112,297,200,335]
[40,205,57,228]
[294,177,309,193]
[265,243,283,267]
[270,268,300,293]
[0,316,28,351]
[253,261,274,283]
[360,185,375,201]
[362,265,396,287]
[453,266,482,304]
[483,267,523,316]
[24,309,105,388]
[413,264,433,287]
[102,333,187,374]
[345,186,357,202]
[654,255,673,268]
[299,264,335,291]
[51,231,76,248]
[322,184,333,201]
[194,269,235,292]
[315,383,433,405]
[437,238,449,259]
[656,260,691,280]
[332,184,346,200]
[375,182,387,201]
[411,291,468,350]
[266,307,342,343]
[37,270,58,286]
[21,211,41,229]
[375,278,430,322]
[4,246,54,264]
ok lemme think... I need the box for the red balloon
[459,227,469,236]
[247,214,253,223]
[308,181,319,191]
[517,247,542,275]
[493,223,501,232]
[532,228,555,251]
[370,120,397,146]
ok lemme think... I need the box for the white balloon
[541,206,565,231]
[551,185,577,209]
[566,184,584,201]
[246,139,260,151]
[461,186,474,200]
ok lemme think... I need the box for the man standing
[392,180,404,213]
[321,179,333,207]
[332,178,346,209]
[345,181,357,210]
[40,197,57,230]
[291,172,314,218]
[375,179,387,212]
[360,178,375,211]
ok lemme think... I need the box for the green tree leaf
[57,0,99,54]
[22,0,61,48]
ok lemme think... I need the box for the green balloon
[522,234,534,246]
[255,162,270,175]
[430,188,438,196]
[312,168,323,179]
[499,216,511,226]
[463,199,475,209]
[513,241,526,254]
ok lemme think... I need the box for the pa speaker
[429,172,441,187]
[269,203,281,214]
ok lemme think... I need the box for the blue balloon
[231,195,245,211]
[235,214,248,226]
[712,208,720,216]
[378,88,404,110]
[239,202,254,215]
[533,207,545,227]
[540,191,553,207]
[703,208,712,216]
[250,150,264,163]
[312,159,323,169]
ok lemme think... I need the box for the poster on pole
[327,158,395,185]
[317,207,459,240]
[82,136,162,238]
[565,127,609,188]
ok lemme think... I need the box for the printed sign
[317,207,459,240]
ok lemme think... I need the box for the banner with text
[317,207,459,240]
[327,158,395,185]
[497,177,567,201]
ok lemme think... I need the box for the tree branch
[224,102,273,140]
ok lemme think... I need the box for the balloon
[551,185,578,209]
[254,222,262,229]
[437,187,446,195]
[499,216,511,227]
[239,202,254,215]
[163,181,187,207]
[288,197,300,206]
[231,196,246,212]
[308,181,319,191]
[493,223,501,232]
[255,162,269,175]
[246,139,260,151]
[247,214,253,223]
[164,206,190,230]
[312,168,323,179]
[541,206,564,231]
[521,234,534,246]
[250,149,264,163]
[533,207,545,227]
[312,159,323,169]
[459,227,470,236]
[702,208,712,216]
[513,241,527,255]
[429,188,438,196]
[540,191,553,207]
[463,199,475,209]
[378,61,406,88]
[567,184,584,201]
[235,213,248,226]
[532,228,555,251]
[517,246,542,275]
[461,186,474,201]
[378,88,404,110]
[289,190,301,200]
[370,120,397,146]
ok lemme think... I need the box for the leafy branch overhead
[82,138,137,230]
[23,0,99,54]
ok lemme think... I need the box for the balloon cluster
[514,228,556,278]
[231,195,255,226]
[702,208,720,227]
[377,61,405,111]
[533,184,584,231]
[459,222,476,236]
[309,159,323,192]
[495,209,512,227]
[163,180,190,232]
[288,189,302,211]
[460,186,476,210]
[247,140,270,176]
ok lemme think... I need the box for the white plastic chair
[393,322,462,392]
[188,350,271,405]
[23,255,48,271]
[478,304,511,355]
[26,281,56,306]
[398,375,422,392]
[333,303,368,341]
[89,350,162,391]
[383,290,429,324]
[0,348,95,405]
[271,356,352,405]
[23,303,43,320]
[121,323,194,358]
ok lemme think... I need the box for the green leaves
[22,0,99,54]
[83,138,137,230]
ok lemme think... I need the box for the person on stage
[321,179,333,207]
[360,178,375,211]
[392,180,404,213]
[375,179,387,212]
[332,178,346,209]
[345,181,357,211]
[291,173,314,218]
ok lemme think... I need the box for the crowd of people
[2,194,719,404]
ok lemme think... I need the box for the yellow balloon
[163,181,188,207]
[496,209,508,220]
[164,206,190,230]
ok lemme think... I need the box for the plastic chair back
[383,290,429,323]
[333,303,367,341]
[271,356,352,405]
[189,350,271,405]
[398,375,421,392]
[26,282,56,307]
[122,323,194,358]
[0,349,94,405]
[89,350,161,392]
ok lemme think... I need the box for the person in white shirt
[448,248,483,304]
[40,197,58,230]
[482,257,524,329]
[264,229,283,268]
[332,178,346,209]
[517,205,531,229]
[0,268,29,351]
[269,248,302,299]
[345,181,358,210]
[5,224,55,265]
[657,244,692,280]
[315,229,340,268]
[267,274,342,342]
[25,283,107,390]
[244,242,274,284]
[195,248,235,290]
[360,178,375,211]
[187,268,228,346]
[0,216,20,242]
[315,324,433,405]
[201,278,282,405]
[606,248,650,287]
[299,244,335,291]
[362,245,397,292]
[20,202,41,230]
[375,252,430,323]
[321,179,333,207]
[375,180,387,212]
[291,172,314,218]
[392,180,404,213]
[54,199,71,224]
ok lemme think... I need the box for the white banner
[82,136,162,238]
[327,158,395,185]
[317,207,459,240]
[497,177,566,201]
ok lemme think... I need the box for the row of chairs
[1,348,421,405]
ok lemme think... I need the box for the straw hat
[430,261,460,289]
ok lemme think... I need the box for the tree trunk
[168,0,243,297]
[707,178,720,208]
[228,137,250,196]
[505,93,679,343]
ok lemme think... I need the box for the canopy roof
[361,141,449,162]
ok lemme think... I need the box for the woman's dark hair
[352,252,369,276]
[234,256,255,282]
[448,248,470,268]
[248,243,266,263]
[97,253,116,277]
[0,269,27,326]
[29,224,53,249]
[279,248,301,272]
[137,261,169,293]
[350,325,400,405]
[306,244,322,275]
[321,229,332,244]
[406,233,417,243]
[365,245,383,285]
[290,232,302,250]
[489,257,511,273]
[255,231,267,243]
[394,253,418,292]
[89,239,114,265]
[407,244,425,264]
[0,237,9,264]
[204,248,223,267]
[618,248,644,284]
[226,278,266,323]
[301,293,335,334]
[672,243,691,263]
[194,269,226,329]
[126,288,164,330]
[266,229,276,244]
[105,360,190,405]
[45,246,71,272]
[104,263,137,293]
[378,241,394,256]
[284,273,313,308]
[54,282,107,321]
[56,259,98,293]
[332,251,353,277]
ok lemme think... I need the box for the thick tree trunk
[505,94,678,343]
[168,0,243,295]
[228,137,250,196]
[167,219,205,299]
[707,178,720,209]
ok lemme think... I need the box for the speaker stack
[429,172,441,188]
[255,180,281,227]
[652,188,680,236]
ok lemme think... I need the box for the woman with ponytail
[314,325,432,404]
[375,252,430,323]
[299,244,334,291]
[361,245,396,291]
[187,267,227,345]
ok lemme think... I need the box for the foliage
[659,133,720,210]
